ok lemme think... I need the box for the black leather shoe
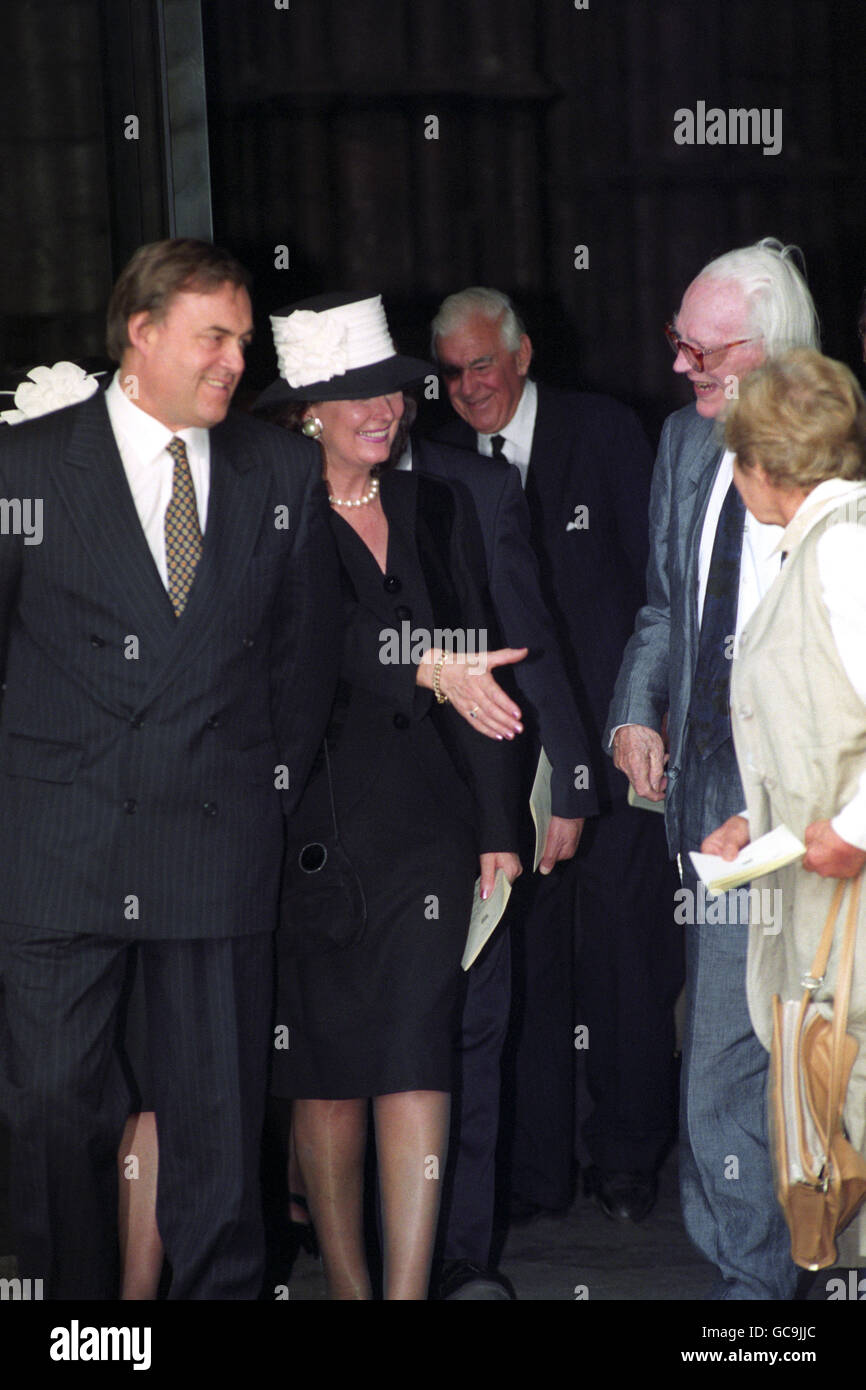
[434,1259,516,1300]
[584,1166,657,1223]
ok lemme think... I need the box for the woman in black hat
[258,293,524,1299]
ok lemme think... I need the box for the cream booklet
[529,747,553,871]
[463,869,512,971]
[689,825,806,894]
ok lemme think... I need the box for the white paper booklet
[689,824,805,894]
[529,747,553,872]
[462,868,512,971]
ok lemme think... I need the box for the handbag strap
[791,876,860,1176]
[804,879,847,988]
[793,887,843,1168]
[827,875,861,1134]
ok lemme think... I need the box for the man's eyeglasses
[664,323,761,373]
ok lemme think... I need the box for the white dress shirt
[105,373,210,589]
[475,378,538,489]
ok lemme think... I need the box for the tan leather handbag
[769,876,866,1270]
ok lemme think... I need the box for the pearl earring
[302,416,323,439]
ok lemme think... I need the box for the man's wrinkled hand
[612,724,667,801]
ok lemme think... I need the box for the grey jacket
[605,404,724,853]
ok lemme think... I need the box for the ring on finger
[470,705,480,719]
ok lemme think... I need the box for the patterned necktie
[688,479,746,759]
[164,436,202,617]
[490,433,507,459]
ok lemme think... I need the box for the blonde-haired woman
[257,293,524,1299]
[703,348,866,1264]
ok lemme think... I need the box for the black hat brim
[254,353,432,409]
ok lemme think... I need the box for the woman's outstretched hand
[417,646,527,740]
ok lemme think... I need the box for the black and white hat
[256,292,431,406]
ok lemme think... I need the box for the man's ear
[516,333,533,377]
[750,460,770,486]
[126,310,157,355]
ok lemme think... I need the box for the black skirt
[271,732,477,1099]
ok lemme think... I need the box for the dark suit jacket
[430,382,655,808]
[323,468,520,853]
[412,434,597,820]
[0,392,341,938]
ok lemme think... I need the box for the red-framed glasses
[664,323,761,373]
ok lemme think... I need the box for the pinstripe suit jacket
[0,392,341,939]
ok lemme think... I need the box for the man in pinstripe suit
[0,241,341,1299]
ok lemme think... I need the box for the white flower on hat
[270,296,397,391]
[271,310,350,389]
[0,361,101,425]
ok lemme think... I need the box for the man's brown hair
[106,239,251,363]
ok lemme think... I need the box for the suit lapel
[683,412,725,495]
[525,383,569,540]
[332,470,420,627]
[681,413,726,587]
[139,415,272,700]
[53,397,272,700]
[53,394,177,654]
[527,383,568,483]
[678,412,726,683]
[173,419,268,631]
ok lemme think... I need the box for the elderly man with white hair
[607,238,821,1299]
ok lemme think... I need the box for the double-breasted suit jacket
[0,391,341,940]
[0,389,342,1299]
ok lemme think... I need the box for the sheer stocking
[293,1097,371,1299]
[118,1110,163,1300]
[374,1090,450,1301]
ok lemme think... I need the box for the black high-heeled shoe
[288,1193,319,1258]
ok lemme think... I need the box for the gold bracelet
[432,651,450,704]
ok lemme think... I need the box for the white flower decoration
[0,361,101,425]
[271,310,350,388]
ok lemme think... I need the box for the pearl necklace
[328,476,380,508]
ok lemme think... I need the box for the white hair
[431,287,526,356]
[697,237,820,356]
